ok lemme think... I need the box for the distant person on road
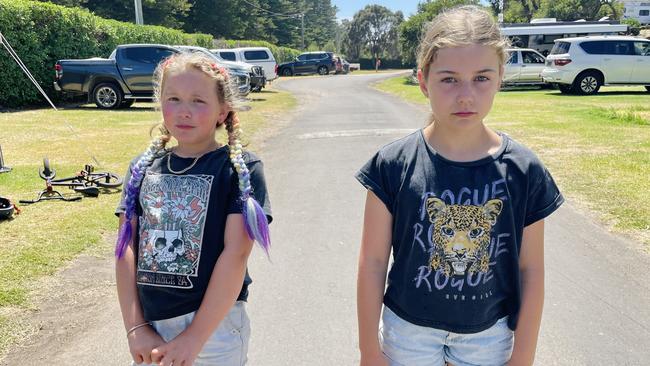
[115,52,272,366]
[355,5,563,366]
[375,57,381,72]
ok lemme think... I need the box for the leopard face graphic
[426,197,503,276]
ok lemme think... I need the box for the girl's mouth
[453,112,476,117]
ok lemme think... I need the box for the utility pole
[134,0,144,25]
[300,13,305,50]
[498,0,504,23]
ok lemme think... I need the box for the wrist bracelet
[126,322,151,337]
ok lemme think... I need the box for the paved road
[2,72,649,365]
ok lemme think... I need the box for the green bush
[212,39,302,64]
[0,0,211,108]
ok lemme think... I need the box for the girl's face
[418,45,503,130]
[161,68,229,151]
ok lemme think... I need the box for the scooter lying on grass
[0,196,20,219]
[20,158,123,204]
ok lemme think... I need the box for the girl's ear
[217,105,231,125]
[417,69,429,97]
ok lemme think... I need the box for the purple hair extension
[115,137,166,258]
[228,119,271,258]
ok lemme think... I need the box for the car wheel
[573,71,602,95]
[93,83,123,109]
[317,66,328,75]
[558,84,574,94]
[645,86,650,92]
[282,68,293,77]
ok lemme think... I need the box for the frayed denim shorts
[134,301,250,366]
[379,306,514,366]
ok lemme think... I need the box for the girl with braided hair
[115,52,271,366]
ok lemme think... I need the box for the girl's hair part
[115,52,270,259]
[416,5,510,79]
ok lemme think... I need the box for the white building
[621,1,650,24]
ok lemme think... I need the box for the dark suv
[278,52,336,76]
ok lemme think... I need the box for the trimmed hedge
[0,0,212,108]
[213,39,301,64]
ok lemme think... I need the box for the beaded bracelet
[126,322,151,337]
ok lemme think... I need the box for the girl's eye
[167,97,179,102]
[475,75,490,82]
[193,99,205,104]
[441,77,456,83]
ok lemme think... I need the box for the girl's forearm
[185,247,249,344]
[115,217,146,330]
[357,260,388,355]
[509,268,544,366]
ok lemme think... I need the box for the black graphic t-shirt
[116,146,272,321]
[356,130,563,333]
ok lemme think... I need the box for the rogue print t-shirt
[356,129,562,333]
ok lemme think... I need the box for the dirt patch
[0,249,116,365]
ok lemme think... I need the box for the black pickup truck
[54,44,250,109]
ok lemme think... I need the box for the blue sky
[331,1,491,21]
[331,0,420,20]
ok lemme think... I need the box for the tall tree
[398,0,480,65]
[302,0,338,49]
[344,5,402,61]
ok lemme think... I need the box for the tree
[542,0,622,21]
[302,0,338,49]
[344,5,402,62]
[38,0,191,28]
[398,0,480,65]
[486,0,623,22]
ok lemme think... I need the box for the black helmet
[0,196,15,220]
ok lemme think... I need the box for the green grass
[0,87,296,354]
[376,76,650,246]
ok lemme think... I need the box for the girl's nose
[456,82,474,105]
[178,103,192,119]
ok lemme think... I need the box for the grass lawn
[0,87,295,354]
[376,76,650,247]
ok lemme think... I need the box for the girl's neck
[172,141,221,158]
[423,122,502,162]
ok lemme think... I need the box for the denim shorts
[133,301,250,366]
[379,306,514,366]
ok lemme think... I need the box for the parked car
[175,45,261,93]
[541,35,650,94]
[503,48,547,87]
[54,44,177,109]
[211,47,278,81]
[277,51,336,76]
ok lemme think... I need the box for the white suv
[541,35,650,95]
[211,47,278,81]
